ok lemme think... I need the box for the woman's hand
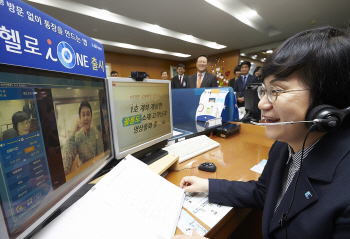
[180,176,209,193]
[171,229,208,239]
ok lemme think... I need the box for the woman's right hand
[179,176,209,193]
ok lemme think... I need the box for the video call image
[0,99,40,141]
[0,89,54,234]
[0,70,112,237]
[51,88,105,181]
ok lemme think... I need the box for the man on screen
[23,99,37,121]
[62,100,103,174]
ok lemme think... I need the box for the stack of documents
[34,155,185,239]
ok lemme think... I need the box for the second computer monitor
[107,78,173,160]
[244,83,262,122]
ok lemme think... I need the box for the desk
[167,123,274,238]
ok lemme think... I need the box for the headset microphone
[251,105,350,132]
[251,120,318,126]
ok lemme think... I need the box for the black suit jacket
[233,74,259,107]
[2,128,20,141]
[228,77,236,89]
[187,72,218,88]
[209,127,350,238]
[171,74,189,89]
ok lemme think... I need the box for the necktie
[197,73,202,88]
[243,76,247,88]
[179,75,182,85]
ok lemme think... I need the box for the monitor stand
[137,149,168,165]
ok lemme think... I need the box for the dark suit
[23,103,38,120]
[234,74,258,107]
[187,72,218,88]
[228,78,236,89]
[2,128,20,140]
[171,74,189,89]
[209,127,350,238]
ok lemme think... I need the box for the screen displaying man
[171,64,188,89]
[187,55,218,88]
[61,100,104,174]
[234,61,259,107]
[23,99,38,120]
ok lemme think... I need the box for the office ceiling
[24,0,350,61]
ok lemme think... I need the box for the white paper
[177,209,208,236]
[183,192,232,228]
[238,107,245,120]
[34,155,185,239]
[173,130,183,136]
[250,159,267,174]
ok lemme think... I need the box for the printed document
[183,192,232,228]
[34,155,185,239]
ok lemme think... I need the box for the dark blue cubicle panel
[171,87,239,125]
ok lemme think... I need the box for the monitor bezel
[107,77,173,160]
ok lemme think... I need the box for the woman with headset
[174,26,350,239]
[62,100,104,174]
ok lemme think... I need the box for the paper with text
[183,192,232,228]
[34,155,185,239]
[177,209,208,236]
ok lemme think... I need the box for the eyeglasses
[18,120,31,127]
[257,85,310,102]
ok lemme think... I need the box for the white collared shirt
[178,74,184,84]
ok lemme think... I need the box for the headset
[251,104,350,238]
[252,104,350,132]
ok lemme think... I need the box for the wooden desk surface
[166,123,274,238]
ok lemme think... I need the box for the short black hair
[197,55,209,63]
[234,65,241,74]
[161,70,168,75]
[12,111,29,131]
[240,61,251,68]
[177,63,185,69]
[79,100,92,117]
[111,71,118,75]
[262,26,350,126]
[254,66,262,74]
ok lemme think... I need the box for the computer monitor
[0,64,113,239]
[241,83,262,123]
[107,77,173,164]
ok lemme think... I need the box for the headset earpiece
[306,104,344,132]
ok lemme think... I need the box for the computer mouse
[198,162,216,172]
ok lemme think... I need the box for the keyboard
[163,135,220,163]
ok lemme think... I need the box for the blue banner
[0,0,106,78]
